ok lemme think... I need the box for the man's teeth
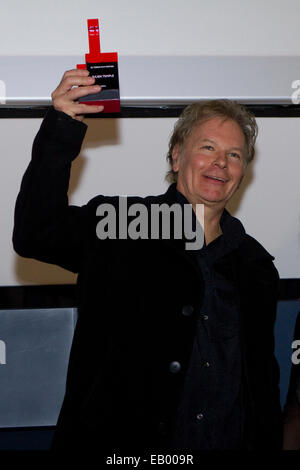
[207,176,225,182]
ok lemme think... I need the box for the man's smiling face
[172,117,246,210]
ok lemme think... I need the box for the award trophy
[77,18,120,113]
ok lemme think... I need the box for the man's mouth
[203,175,227,183]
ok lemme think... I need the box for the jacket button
[158,422,168,435]
[182,305,194,317]
[169,361,181,373]
[196,413,204,421]
[202,314,209,321]
[204,361,210,368]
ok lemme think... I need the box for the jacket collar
[154,183,275,262]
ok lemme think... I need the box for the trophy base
[80,99,121,113]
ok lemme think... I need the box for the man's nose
[213,151,227,168]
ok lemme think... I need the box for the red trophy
[77,19,120,113]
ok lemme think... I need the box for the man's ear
[172,144,181,173]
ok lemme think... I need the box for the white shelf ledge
[0,55,299,106]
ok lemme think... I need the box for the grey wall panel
[0,308,77,428]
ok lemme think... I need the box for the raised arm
[13,69,104,273]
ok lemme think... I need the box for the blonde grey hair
[165,99,258,184]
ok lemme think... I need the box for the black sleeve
[12,106,97,274]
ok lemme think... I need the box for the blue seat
[0,307,77,449]
[274,300,300,408]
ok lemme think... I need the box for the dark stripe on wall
[2,104,300,119]
[0,284,77,309]
[278,279,300,301]
[0,427,55,451]
[0,280,299,309]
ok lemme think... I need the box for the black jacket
[13,107,283,452]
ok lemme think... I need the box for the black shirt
[172,190,246,450]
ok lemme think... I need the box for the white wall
[1,0,300,56]
[1,0,300,284]
[2,114,300,284]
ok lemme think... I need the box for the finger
[62,69,90,79]
[54,69,90,94]
[73,103,104,114]
[67,84,102,101]
[54,76,96,98]
[55,101,103,118]
[52,85,102,116]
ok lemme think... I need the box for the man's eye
[229,152,240,158]
[203,145,214,151]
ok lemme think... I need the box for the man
[13,69,282,452]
